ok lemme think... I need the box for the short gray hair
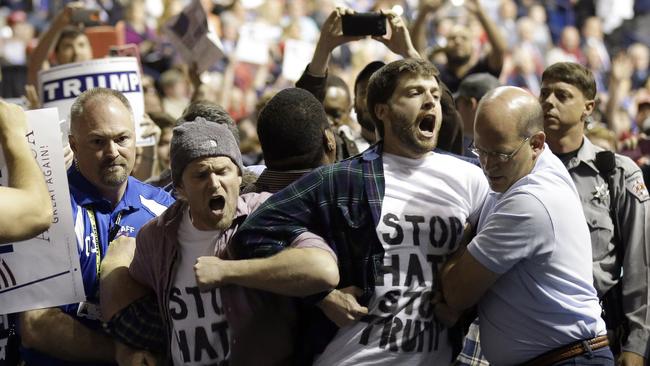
[70,88,133,135]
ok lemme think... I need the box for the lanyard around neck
[86,209,123,278]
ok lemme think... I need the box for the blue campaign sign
[41,71,141,103]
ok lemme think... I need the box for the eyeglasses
[469,136,531,163]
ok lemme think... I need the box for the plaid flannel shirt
[232,143,387,362]
[232,143,387,295]
[232,143,471,362]
[455,319,490,366]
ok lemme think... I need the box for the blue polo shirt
[20,166,175,366]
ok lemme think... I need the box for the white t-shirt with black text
[169,207,231,366]
[314,152,489,366]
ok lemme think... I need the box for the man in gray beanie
[104,116,339,365]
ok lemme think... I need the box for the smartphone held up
[341,13,387,37]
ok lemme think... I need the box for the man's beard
[446,52,471,66]
[356,109,376,132]
[213,199,237,231]
[389,109,436,155]
[99,159,129,186]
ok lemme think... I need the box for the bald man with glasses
[438,86,612,365]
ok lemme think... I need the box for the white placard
[37,57,154,146]
[163,0,224,73]
[282,39,315,82]
[234,22,282,65]
[0,108,85,314]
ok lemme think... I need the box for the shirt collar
[570,136,600,173]
[361,141,383,161]
[255,168,312,193]
[68,165,140,213]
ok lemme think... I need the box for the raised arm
[606,54,634,137]
[27,2,85,86]
[305,8,364,78]
[373,9,421,59]
[0,101,52,243]
[410,0,444,57]
[466,0,507,72]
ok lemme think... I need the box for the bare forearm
[440,247,468,309]
[100,239,149,321]
[606,79,632,136]
[27,17,67,86]
[132,146,156,181]
[221,247,339,297]
[307,42,334,77]
[475,7,507,69]
[20,308,115,362]
[411,11,430,57]
[217,61,236,108]
[0,132,52,242]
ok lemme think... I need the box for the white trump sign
[38,57,154,146]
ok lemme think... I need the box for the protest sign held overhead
[164,0,224,73]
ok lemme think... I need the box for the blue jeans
[552,346,614,365]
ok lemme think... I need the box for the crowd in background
[0,1,648,365]
[0,0,648,184]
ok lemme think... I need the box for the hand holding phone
[341,13,387,37]
[70,8,101,27]
[371,10,420,59]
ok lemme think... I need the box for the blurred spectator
[2,10,34,66]
[546,26,585,66]
[596,0,634,34]
[527,4,553,55]
[515,16,545,74]
[581,16,611,72]
[159,68,190,119]
[124,0,159,60]
[584,42,608,93]
[27,2,93,87]
[283,0,319,43]
[585,122,619,151]
[0,10,34,97]
[498,0,519,50]
[141,74,163,113]
[324,75,360,159]
[148,111,175,177]
[124,0,155,47]
[413,0,507,92]
[606,53,635,137]
[544,0,576,43]
[507,47,542,95]
[352,61,385,149]
[629,42,649,90]
[454,72,501,154]
[636,94,650,134]
[238,90,272,167]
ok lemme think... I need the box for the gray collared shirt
[564,137,650,357]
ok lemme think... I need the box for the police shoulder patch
[626,175,650,202]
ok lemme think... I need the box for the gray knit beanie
[170,117,244,186]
